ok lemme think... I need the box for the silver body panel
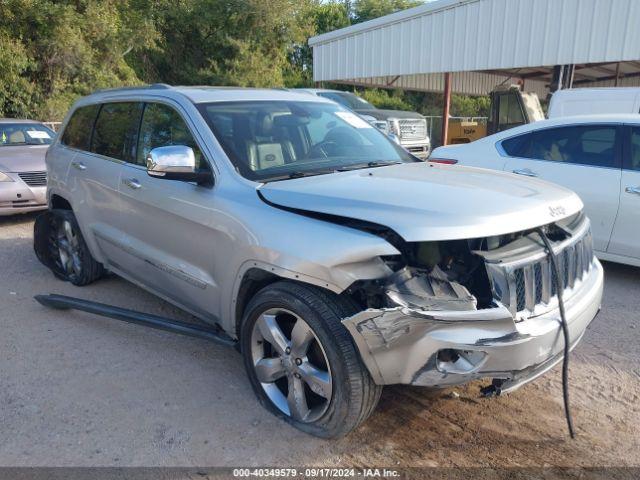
[45,86,602,390]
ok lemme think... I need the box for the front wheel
[240,281,382,438]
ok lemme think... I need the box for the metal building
[309,0,640,141]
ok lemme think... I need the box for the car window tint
[91,103,143,162]
[630,128,640,171]
[501,133,530,156]
[61,105,99,150]
[519,125,618,167]
[137,103,205,168]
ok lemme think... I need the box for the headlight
[373,120,388,134]
[387,119,400,137]
[0,172,14,182]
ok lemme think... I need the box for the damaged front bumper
[342,259,603,392]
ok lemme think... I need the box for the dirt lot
[1,213,639,469]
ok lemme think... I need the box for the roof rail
[92,83,174,94]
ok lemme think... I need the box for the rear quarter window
[60,105,99,150]
[500,133,530,156]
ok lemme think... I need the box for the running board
[34,294,236,347]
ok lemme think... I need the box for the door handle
[625,186,640,195]
[513,168,538,178]
[122,178,142,190]
[71,161,86,171]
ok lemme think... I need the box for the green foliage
[451,94,491,117]
[0,0,151,120]
[140,0,314,88]
[359,89,413,111]
[0,33,36,118]
[314,1,351,33]
[0,0,493,123]
[352,0,422,23]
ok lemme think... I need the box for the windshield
[317,92,375,111]
[0,123,55,146]
[198,101,417,182]
[521,92,545,122]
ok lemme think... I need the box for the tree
[352,0,422,24]
[0,0,154,120]
[287,0,351,87]
[137,0,315,88]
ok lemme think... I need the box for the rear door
[62,103,142,265]
[116,101,220,322]
[501,124,622,253]
[607,125,640,261]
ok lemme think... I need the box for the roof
[309,0,640,96]
[292,88,342,94]
[78,85,334,105]
[0,118,44,124]
[482,113,640,140]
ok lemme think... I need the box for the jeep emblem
[549,205,566,217]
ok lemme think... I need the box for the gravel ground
[1,213,639,469]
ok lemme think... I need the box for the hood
[0,145,48,172]
[258,162,583,242]
[354,109,424,120]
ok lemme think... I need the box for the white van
[548,87,640,118]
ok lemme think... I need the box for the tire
[240,280,382,438]
[35,209,104,286]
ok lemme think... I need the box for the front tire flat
[240,281,382,438]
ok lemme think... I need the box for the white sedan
[431,114,640,267]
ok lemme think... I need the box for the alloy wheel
[56,219,82,278]
[250,308,332,423]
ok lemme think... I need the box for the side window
[61,105,99,150]
[501,133,531,157]
[91,103,143,162]
[137,103,205,168]
[498,94,525,127]
[630,128,640,171]
[519,125,618,167]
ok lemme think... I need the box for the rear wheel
[34,209,104,286]
[240,281,382,438]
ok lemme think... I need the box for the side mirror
[146,145,212,184]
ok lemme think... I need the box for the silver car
[38,86,603,438]
[0,119,53,215]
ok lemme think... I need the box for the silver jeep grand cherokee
[38,85,603,438]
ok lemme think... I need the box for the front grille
[484,216,594,319]
[510,231,593,317]
[398,119,427,141]
[18,171,47,186]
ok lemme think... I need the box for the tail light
[428,158,458,165]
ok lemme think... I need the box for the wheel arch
[49,193,73,211]
[231,262,345,339]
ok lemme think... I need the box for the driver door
[116,101,221,322]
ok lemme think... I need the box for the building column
[441,72,451,146]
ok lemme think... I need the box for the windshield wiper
[262,169,335,183]
[336,161,403,172]
[261,161,403,183]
